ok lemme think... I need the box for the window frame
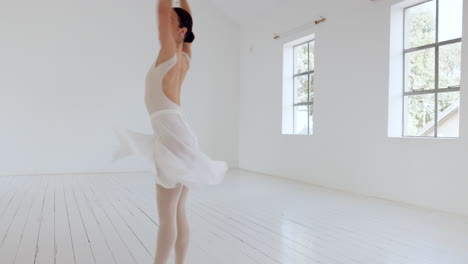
[292,40,315,135]
[402,0,462,137]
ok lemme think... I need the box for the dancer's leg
[175,185,190,264]
[154,183,184,264]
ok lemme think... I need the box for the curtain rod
[273,17,327,40]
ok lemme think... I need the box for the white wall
[239,0,468,216]
[0,0,239,175]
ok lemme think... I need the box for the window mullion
[402,7,407,137]
[293,47,295,133]
[307,42,310,134]
[434,0,439,137]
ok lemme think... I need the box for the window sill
[282,133,314,136]
[387,136,459,140]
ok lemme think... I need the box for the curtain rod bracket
[315,16,327,24]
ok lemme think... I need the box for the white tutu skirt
[113,109,228,189]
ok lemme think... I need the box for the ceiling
[207,0,285,25]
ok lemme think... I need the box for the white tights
[154,183,190,264]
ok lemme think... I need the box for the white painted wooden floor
[0,169,467,264]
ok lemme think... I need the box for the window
[282,35,315,135]
[402,0,463,137]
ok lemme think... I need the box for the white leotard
[144,52,191,116]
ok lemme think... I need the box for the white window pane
[294,105,309,134]
[309,73,315,102]
[294,43,308,74]
[404,94,435,137]
[437,92,460,137]
[405,48,435,92]
[405,1,436,49]
[308,104,314,134]
[439,42,462,89]
[294,76,308,104]
[308,41,315,72]
[439,0,463,42]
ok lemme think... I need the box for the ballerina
[113,0,228,263]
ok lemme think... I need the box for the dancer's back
[145,51,191,115]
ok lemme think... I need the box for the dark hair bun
[173,7,195,43]
[185,31,195,43]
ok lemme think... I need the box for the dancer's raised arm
[157,0,176,54]
[179,0,192,55]
[180,0,192,15]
